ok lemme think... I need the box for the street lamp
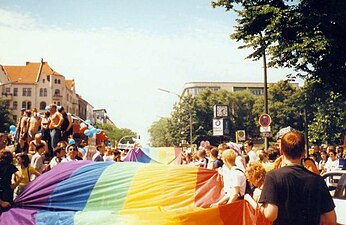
[158,88,193,146]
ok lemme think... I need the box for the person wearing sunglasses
[61,144,79,162]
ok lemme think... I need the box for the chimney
[41,58,44,63]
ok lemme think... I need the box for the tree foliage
[149,80,345,147]
[153,89,258,147]
[212,0,346,97]
[253,80,303,137]
[300,80,346,145]
[96,123,136,145]
[0,98,15,133]
[148,117,173,147]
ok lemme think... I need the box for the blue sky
[0,0,297,145]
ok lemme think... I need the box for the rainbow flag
[123,147,182,164]
[0,161,270,225]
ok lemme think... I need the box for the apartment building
[0,59,92,122]
[181,81,299,97]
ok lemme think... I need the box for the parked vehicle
[322,170,346,225]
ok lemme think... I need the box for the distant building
[181,81,299,97]
[0,59,91,121]
[93,109,115,125]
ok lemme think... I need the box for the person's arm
[31,167,41,178]
[210,194,230,207]
[227,186,240,204]
[0,200,11,209]
[10,171,22,189]
[66,113,73,131]
[320,210,337,225]
[259,203,278,222]
[244,194,257,209]
[56,113,64,128]
[28,142,35,155]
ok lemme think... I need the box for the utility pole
[263,46,269,150]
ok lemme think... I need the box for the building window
[22,101,32,110]
[54,79,57,84]
[40,88,44,97]
[54,89,60,96]
[13,115,17,122]
[42,79,45,83]
[39,101,46,110]
[47,75,50,82]
[58,79,61,84]
[22,88,32,96]
[5,101,10,108]
[13,88,18,96]
[5,87,10,93]
[13,101,18,110]
[44,88,47,96]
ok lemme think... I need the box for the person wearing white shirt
[61,144,79,163]
[244,140,257,163]
[31,144,45,176]
[211,149,246,207]
[324,150,340,172]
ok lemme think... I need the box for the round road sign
[259,114,272,127]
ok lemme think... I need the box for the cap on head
[276,126,296,140]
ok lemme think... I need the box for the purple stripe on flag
[15,161,91,208]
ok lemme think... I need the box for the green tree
[0,98,15,132]
[96,123,136,145]
[164,89,258,146]
[168,95,196,146]
[253,80,303,138]
[212,0,346,97]
[148,117,173,147]
[300,80,346,145]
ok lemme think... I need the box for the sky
[0,0,299,145]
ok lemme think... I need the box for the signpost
[259,113,272,127]
[213,118,224,136]
[259,114,272,149]
[236,130,246,143]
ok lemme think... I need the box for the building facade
[181,81,299,97]
[93,109,115,125]
[0,60,91,122]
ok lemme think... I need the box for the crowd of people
[181,128,344,224]
[0,110,345,225]
[0,103,127,212]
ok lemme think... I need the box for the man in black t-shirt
[258,131,336,225]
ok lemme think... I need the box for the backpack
[235,168,254,197]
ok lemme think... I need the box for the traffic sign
[260,126,271,133]
[236,130,246,141]
[213,119,223,136]
[259,114,272,127]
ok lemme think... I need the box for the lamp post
[158,88,193,146]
